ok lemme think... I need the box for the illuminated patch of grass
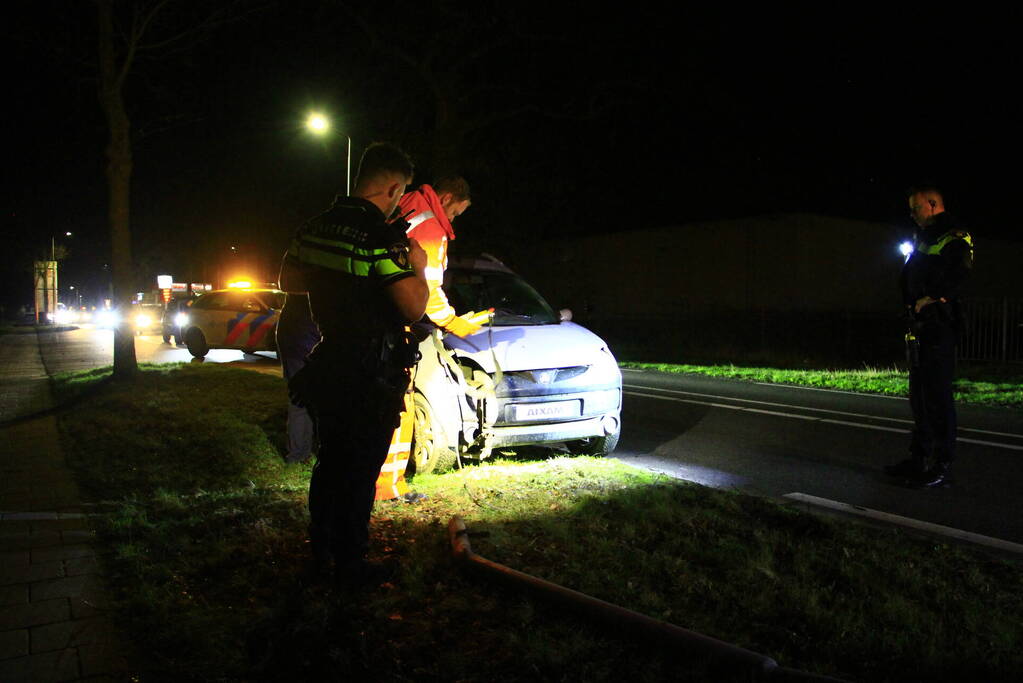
[56,365,1023,682]
[619,361,1023,406]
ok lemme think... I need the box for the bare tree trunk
[97,0,137,378]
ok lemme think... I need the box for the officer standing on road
[886,186,973,488]
[281,142,428,583]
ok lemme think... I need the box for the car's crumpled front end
[445,322,621,451]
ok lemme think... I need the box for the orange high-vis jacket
[399,185,459,328]
[375,390,413,500]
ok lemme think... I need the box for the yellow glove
[445,312,484,338]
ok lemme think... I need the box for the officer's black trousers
[908,323,957,467]
[308,395,394,566]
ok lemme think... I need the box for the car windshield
[444,269,559,326]
[262,292,286,310]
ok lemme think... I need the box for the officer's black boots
[908,464,950,488]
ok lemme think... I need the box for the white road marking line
[623,390,1023,451]
[624,383,1023,441]
[783,493,1023,556]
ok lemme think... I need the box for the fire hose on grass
[447,516,847,682]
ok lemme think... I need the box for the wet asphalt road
[614,368,1023,546]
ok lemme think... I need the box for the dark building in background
[530,214,1023,367]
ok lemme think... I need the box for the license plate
[511,400,581,421]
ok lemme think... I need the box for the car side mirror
[559,308,573,322]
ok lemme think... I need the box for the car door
[190,292,235,347]
[223,292,277,351]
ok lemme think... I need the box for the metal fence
[959,298,1023,363]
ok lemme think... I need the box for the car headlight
[96,310,120,327]
[587,346,622,383]
[134,314,153,329]
[174,312,189,327]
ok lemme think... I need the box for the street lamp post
[306,111,351,195]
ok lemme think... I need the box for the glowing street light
[306,112,329,133]
[305,110,352,196]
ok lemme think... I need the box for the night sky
[4,3,1021,315]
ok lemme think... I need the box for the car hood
[444,322,610,373]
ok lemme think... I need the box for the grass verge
[619,361,1023,407]
[56,365,1023,682]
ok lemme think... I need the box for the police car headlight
[134,314,152,329]
[174,313,189,327]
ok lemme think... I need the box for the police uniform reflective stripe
[919,230,973,256]
[291,236,410,281]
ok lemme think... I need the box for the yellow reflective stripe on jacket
[922,230,973,256]
[292,234,407,280]
[406,211,435,231]
[418,233,457,326]
[375,384,413,500]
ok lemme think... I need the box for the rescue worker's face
[908,193,937,227]
[441,195,471,222]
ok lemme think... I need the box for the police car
[179,286,284,358]
[410,255,622,474]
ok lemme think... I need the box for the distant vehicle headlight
[174,312,189,327]
[134,314,153,329]
[53,310,74,325]
[96,310,119,327]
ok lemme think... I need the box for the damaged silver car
[409,255,622,474]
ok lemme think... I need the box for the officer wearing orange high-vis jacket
[374,176,480,501]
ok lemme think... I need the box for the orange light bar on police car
[227,280,252,289]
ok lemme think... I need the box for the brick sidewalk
[1,333,129,682]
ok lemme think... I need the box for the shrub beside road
[53,364,1023,681]
[619,362,1023,407]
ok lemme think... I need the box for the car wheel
[570,425,621,457]
[185,328,209,358]
[408,392,457,477]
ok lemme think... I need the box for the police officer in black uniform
[886,186,973,488]
[281,142,428,582]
